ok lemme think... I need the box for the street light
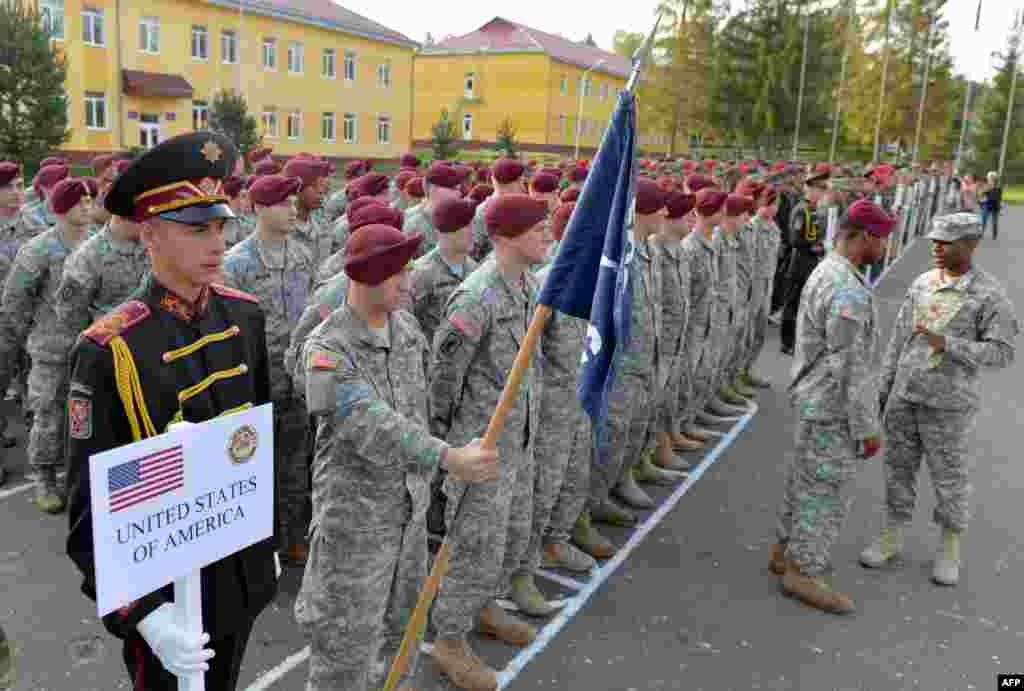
[574,58,606,159]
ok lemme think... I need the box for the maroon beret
[405,177,425,198]
[40,156,66,169]
[33,164,69,191]
[351,172,390,199]
[696,189,727,217]
[476,166,491,184]
[400,153,419,169]
[686,175,715,193]
[485,194,548,238]
[254,159,280,176]
[569,166,588,183]
[346,197,385,222]
[248,147,273,163]
[468,184,494,203]
[344,224,423,286]
[245,175,264,191]
[395,170,416,191]
[735,179,765,199]
[80,177,100,198]
[665,192,696,219]
[350,203,404,233]
[635,178,666,215]
[0,162,20,187]
[531,173,559,194]
[551,202,575,241]
[92,154,114,174]
[110,159,132,179]
[250,175,302,207]
[282,159,325,189]
[760,185,780,208]
[432,198,476,234]
[492,158,525,184]
[539,167,562,179]
[725,194,754,217]
[344,160,368,179]
[425,162,462,189]
[560,187,580,203]
[222,175,245,198]
[845,199,896,238]
[452,164,473,182]
[50,178,91,215]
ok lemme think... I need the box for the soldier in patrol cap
[65,132,279,690]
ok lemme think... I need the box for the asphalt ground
[1,210,1019,691]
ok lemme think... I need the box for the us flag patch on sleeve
[308,350,340,370]
[68,396,92,440]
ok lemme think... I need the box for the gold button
[162,353,171,362]
[239,364,249,373]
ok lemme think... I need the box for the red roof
[429,17,631,79]
[122,70,194,98]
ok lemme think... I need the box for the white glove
[274,552,282,579]
[137,603,215,678]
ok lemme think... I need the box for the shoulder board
[83,300,152,346]
[210,284,259,304]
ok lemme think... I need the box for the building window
[192,101,208,130]
[559,113,567,142]
[464,73,475,98]
[377,115,391,145]
[287,110,302,140]
[462,112,472,140]
[287,41,303,73]
[343,113,357,143]
[262,38,276,69]
[584,77,592,98]
[560,75,567,96]
[322,48,336,78]
[322,112,335,142]
[82,8,103,46]
[84,92,106,129]
[344,50,356,80]
[139,113,160,148]
[262,108,278,138]
[139,16,159,53]
[221,30,237,64]
[378,59,391,87]
[601,83,609,101]
[40,0,64,40]
[191,26,208,60]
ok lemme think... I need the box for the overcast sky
[339,0,1017,83]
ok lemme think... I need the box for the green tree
[612,29,645,59]
[495,117,517,157]
[208,90,261,165]
[0,0,69,165]
[431,109,461,161]
[973,21,1024,178]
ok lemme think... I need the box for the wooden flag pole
[382,306,553,691]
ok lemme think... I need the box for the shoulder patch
[210,283,259,303]
[307,349,340,370]
[83,300,152,346]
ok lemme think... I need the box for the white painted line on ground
[495,403,758,690]
[497,598,569,612]
[535,568,586,591]
[244,645,310,691]
[0,472,66,501]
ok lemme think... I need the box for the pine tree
[208,90,261,166]
[0,0,70,164]
[431,109,461,161]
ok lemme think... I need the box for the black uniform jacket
[65,275,278,641]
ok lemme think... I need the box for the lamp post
[574,58,606,159]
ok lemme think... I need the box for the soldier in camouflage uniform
[405,162,463,258]
[282,158,331,267]
[329,172,392,259]
[16,164,69,242]
[429,195,549,689]
[0,164,26,456]
[295,223,495,691]
[321,160,367,225]
[742,186,783,388]
[860,213,1019,586]
[223,176,316,563]
[770,199,894,614]
[723,192,759,400]
[0,179,92,510]
[469,159,527,263]
[222,175,254,249]
[391,170,418,212]
[318,202,404,286]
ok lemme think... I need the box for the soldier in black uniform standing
[65,132,278,690]
[779,171,829,355]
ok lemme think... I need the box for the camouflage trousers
[525,410,589,570]
[273,398,311,548]
[680,340,716,426]
[776,419,859,576]
[745,296,770,371]
[434,446,532,638]
[590,370,656,505]
[296,523,426,691]
[726,307,752,381]
[882,398,975,533]
[659,352,692,431]
[26,359,67,477]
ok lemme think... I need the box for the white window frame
[378,59,391,88]
[262,38,277,70]
[322,112,336,142]
[377,114,391,145]
[461,112,472,140]
[84,92,107,130]
[221,30,238,64]
[191,25,209,61]
[464,72,475,98]
[322,48,336,78]
[584,76,592,98]
[82,8,104,47]
[41,0,64,40]
[192,101,208,131]
[344,50,356,81]
[287,41,303,74]
[139,16,160,54]
[287,110,302,140]
[343,112,357,143]
[262,108,278,138]
[560,75,567,96]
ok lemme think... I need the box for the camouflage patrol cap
[927,213,983,242]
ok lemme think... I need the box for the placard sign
[88,404,274,617]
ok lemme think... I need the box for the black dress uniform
[65,132,278,691]
[780,174,828,354]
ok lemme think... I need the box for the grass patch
[1002,184,1024,205]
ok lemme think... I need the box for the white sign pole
[175,572,205,691]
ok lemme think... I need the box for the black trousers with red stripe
[121,617,254,691]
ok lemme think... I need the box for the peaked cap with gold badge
[104,131,238,225]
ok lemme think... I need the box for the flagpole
[912,11,936,166]
[830,0,853,164]
[873,0,896,163]
[955,0,983,174]
[793,3,811,161]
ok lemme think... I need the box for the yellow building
[40,0,417,161]
[412,17,670,157]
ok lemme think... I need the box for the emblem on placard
[227,425,258,464]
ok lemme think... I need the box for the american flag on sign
[108,445,184,513]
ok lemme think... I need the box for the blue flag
[536,90,638,469]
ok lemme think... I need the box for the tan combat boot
[542,540,597,572]
[768,542,788,575]
[931,528,961,586]
[718,383,748,406]
[613,465,655,509]
[509,573,557,617]
[670,428,705,451]
[859,526,902,568]
[781,564,855,614]
[732,374,756,399]
[477,600,537,646]
[34,469,65,514]
[431,638,497,691]
[572,510,617,559]
[637,444,681,484]
[683,424,712,442]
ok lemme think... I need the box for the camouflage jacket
[734,222,756,314]
[680,229,718,361]
[321,188,348,226]
[651,234,690,365]
[620,236,664,385]
[0,213,20,288]
[469,197,493,263]
[222,216,254,250]
[403,204,438,258]
[291,213,334,269]
[16,200,54,243]
[286,273,350,399]
[411,249,478,346]
[711,228,738,331]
